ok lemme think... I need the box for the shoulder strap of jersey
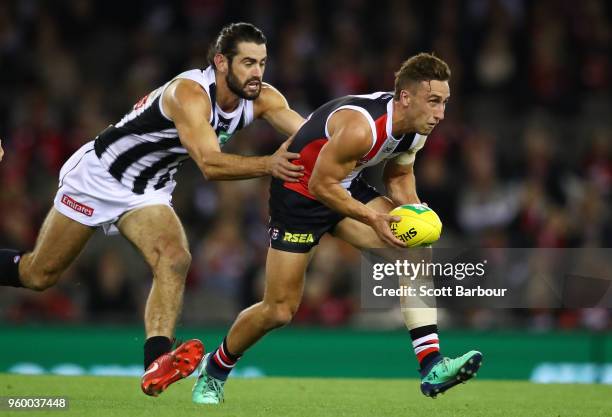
[324,105,377,156]
[158,67,215,124]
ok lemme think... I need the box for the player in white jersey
[0,22,305,396]
[192,53,482,404]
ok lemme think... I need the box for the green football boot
[420,350,483,398]
[192,354,225,404]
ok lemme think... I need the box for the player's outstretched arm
[0,139,4,162]
[254,84,306,179]
[308,111,405,248]
[383,153,420,206]
[256,83,305,136]
[163,79,301,182]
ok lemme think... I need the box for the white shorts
[53,141,175,235]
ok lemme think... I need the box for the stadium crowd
[0,0,610,330]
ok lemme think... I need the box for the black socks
[144,336,173,370]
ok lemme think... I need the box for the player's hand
[0,139,4,162]
[370,213,406,248]
[267,136,304,182]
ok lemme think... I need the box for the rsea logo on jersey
[283,232,314,243]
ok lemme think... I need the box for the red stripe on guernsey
[284,138,327,200]
[416,346,440,362]
[360,114,388,164]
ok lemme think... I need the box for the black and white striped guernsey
[94,66,255,194]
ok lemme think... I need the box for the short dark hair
[394,53,451,99]
[208,22,267,68]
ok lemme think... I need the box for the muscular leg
[335,197,482,395]
[225,248,311,355]
[193,246,311,400]
[117,204,191,339]
[17,208,95,290]
[332,197,437,340]
[121,205,206,395]
[222,196,419,357]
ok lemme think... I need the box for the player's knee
[18,257,61,291]
[158,246,192,278]
[263,302,298,329]
[25,269,61,291]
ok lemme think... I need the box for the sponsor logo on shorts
[283,232,314,244]
[61,194,94,217]
[270,227,280,240]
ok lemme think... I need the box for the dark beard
[226,67,261,100]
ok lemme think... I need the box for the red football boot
[141,339,205,396]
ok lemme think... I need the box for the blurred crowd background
[0,0,610,330]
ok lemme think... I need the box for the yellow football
[389,204,442,247]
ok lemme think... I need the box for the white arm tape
[394,152,416,166]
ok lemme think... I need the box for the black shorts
[268,177,381,253]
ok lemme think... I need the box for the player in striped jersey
[0,23,305,396]
[193,53,482,403]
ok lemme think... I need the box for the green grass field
[1,374,609,417]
